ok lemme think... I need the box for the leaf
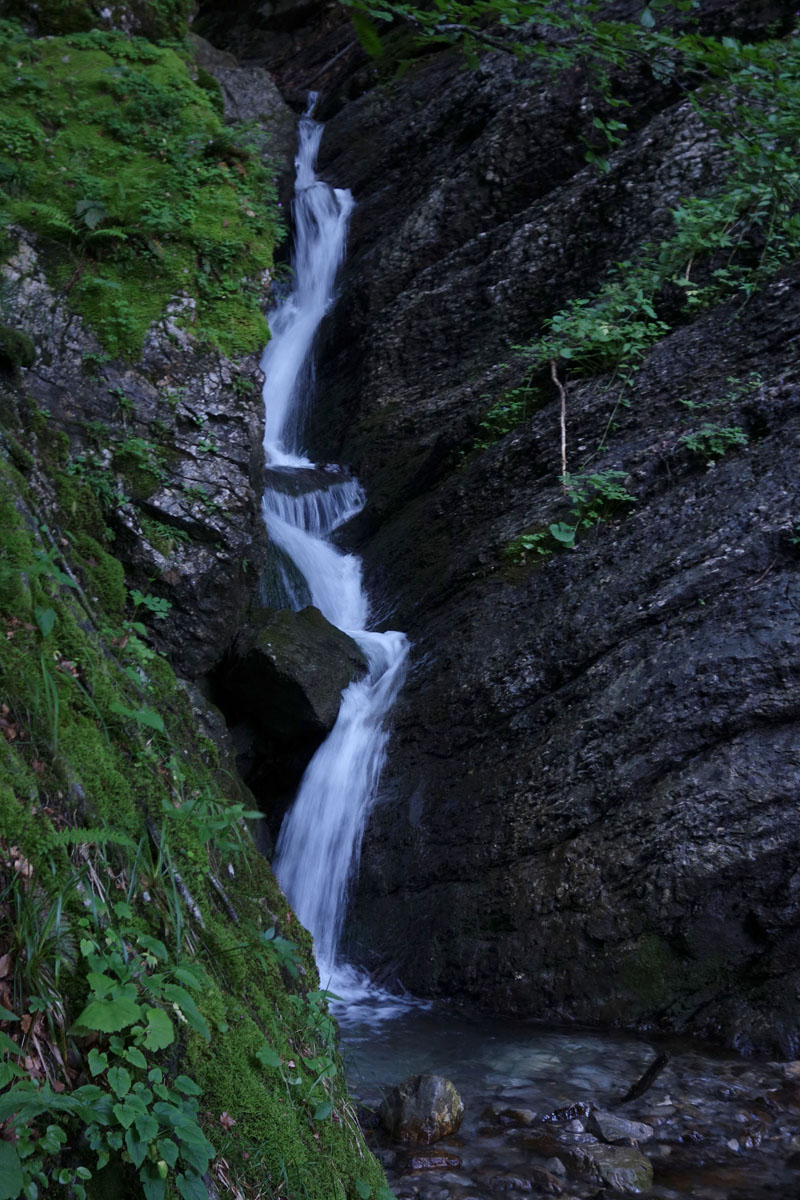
[176,1172,207,1200]
[125,1046,147,1070]
[137,934,168,961]
[549,522,576,546]
[641,8,656,28]
[0,1030,21,1056]
[125,1126,148,1169]
[143,1007,174,1051]
[355,1181,372,1200]
[172,964,204,990]
[173,1075,202,1096]
[34,606,55,637]
[255,1043,281,1069]
[109,701,165,733]
[157,1137,179,1168]
[0,1142,23,1200]
[113,1095,147,1130]
[107,1065,131,1098]
[141,1165,167,1200]
[88,1049,108,1077]
[75,198,108,229]
[0,1004,19,1021]
[377,1189,397,1200]
[134,1112,159,1142]
[313,1100,334,1121]
[72,995,142,1033]
[0,1061,25,1087]
[162,986,209,1041]
[87,972,116,998]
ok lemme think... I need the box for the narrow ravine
[260,97,409,982]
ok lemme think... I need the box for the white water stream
[260,99,410,988]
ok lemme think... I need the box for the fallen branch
[208,871,239,923]
[550,358,568,494]
[613,1051,668,1107]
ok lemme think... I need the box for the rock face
[380,1074,465,1145]
[1,232,269,680]
[265,4,800,1054]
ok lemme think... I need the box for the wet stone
[560,1143,654,1194]
[529,1165,563,1195]
[381,1074,465,1145]
[498,1108,538,1128]
[586,1112,654,1145]
[489,1176,532,1192]
[406,1154,464,1171]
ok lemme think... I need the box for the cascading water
[260,97,410,990]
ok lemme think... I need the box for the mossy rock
[71,530,126,614]
[0,324,35,371]
[2,0,192,39]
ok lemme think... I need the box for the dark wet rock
[521,1131,563,1159]
[220,605,367,738]
[586,1112,654,1146]
[529,1166,564,1195]
[544,1159,567,1177]
[2,232,270,680]
[312,21,800,1055]
[498,1108,538,1128]
[189,34,297,178]
[405,1153,463,1171]
[561,1143,654,1194]
[489,1177,532,1193]
[381,1074,465,1145]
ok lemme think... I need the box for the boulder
[380,1074,464,1145]
[223,605,368,739]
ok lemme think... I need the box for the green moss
[619,932,728,1013]
[195,64,225,116]
[0,376,384,1198]
[0,322,35,370]
[53,471,107,539]
[71,531,126,615]
[0,22,282,359]
[2,0,192,40]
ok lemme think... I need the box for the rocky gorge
[2,0,800,1196]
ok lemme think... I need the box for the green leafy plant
[130,589,172,621]
[0,910,213,1200]
[507,469,636,562]
[680,423,748,460]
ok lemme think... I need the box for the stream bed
[338,1000,800,1200]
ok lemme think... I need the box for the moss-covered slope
[0,19,281,359]
[0,379,388,1197]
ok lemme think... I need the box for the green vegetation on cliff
[0,19,282,359]
[0,383,388,1197]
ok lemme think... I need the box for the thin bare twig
[550,358,568,494]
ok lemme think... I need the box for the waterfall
[261,97,410,982]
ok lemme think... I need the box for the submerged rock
[380,1074,465,1145]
